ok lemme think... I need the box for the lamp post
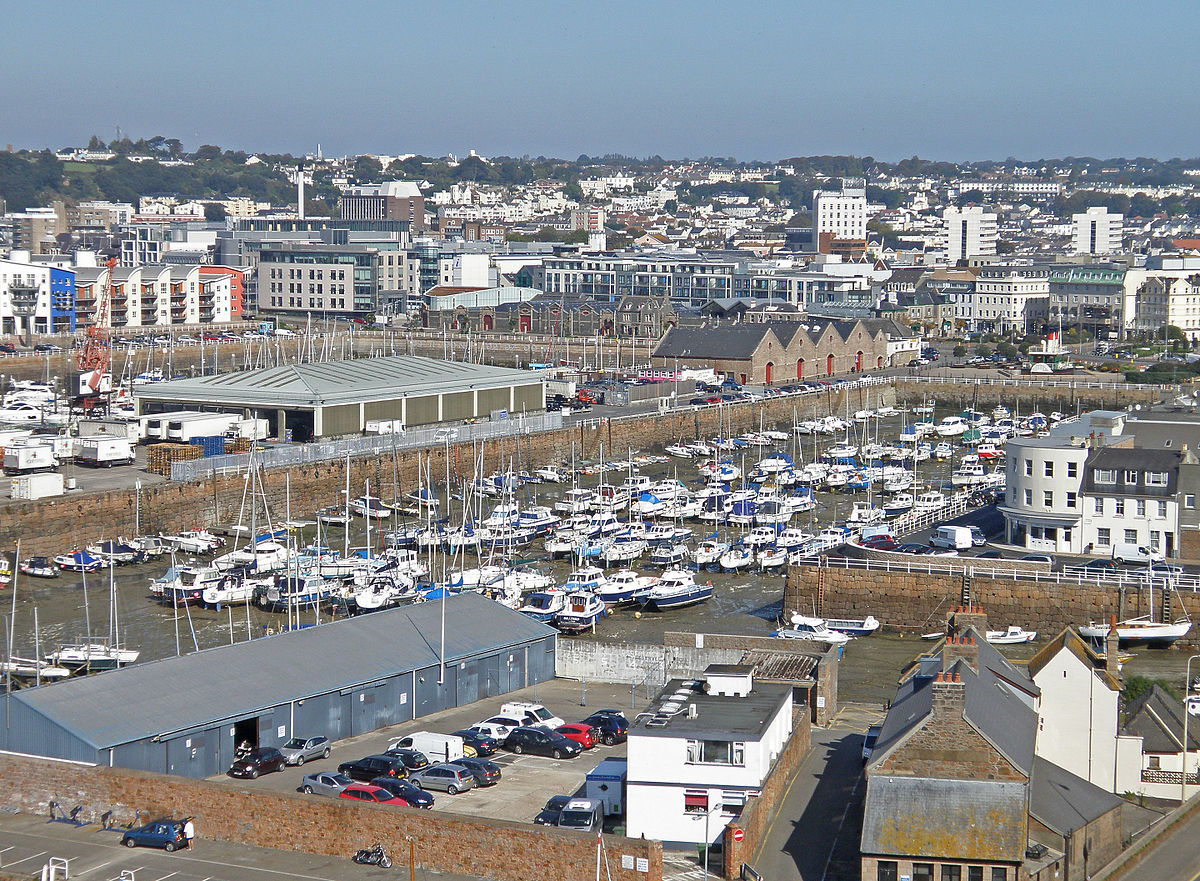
[1184,654,1200,803]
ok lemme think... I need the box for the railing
[1141,768,1200,785]
[902,374,1177,391]
[169,411,565,481]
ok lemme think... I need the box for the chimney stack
[1105,615,1120,675]
[950,604,989,636]
[943,635,979,673]
[931,670,965,720]
[297,162,306,221]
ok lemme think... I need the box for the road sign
[732,828,745,842]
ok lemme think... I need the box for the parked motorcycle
[352,843,392,869]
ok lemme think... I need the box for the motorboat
[200,572,262,608]
[913,490,947,513]
[582,511,622,537]
[353,574,417,612]
[602,538,648,565]
[594,484,631,511]
[477,524,538,550]
[1078,616,1192,647]
[53,550,109,572]
[639,568,713,611]
[665,444,694,458]
[519,589,568,622]
[645,523,692,544]
[883,494,914,517]
[693,539,729,567]
[630,492,667,517]
[161,565,225,605]
[18,556,58,578]
[951,462,989,487]
[517,506,559,534]
[825,615,881,636]
[562,565,609,593]
[935,417,968,437]
[554,488,596,515]
[349,495,393,519]
[595,570,657,606]
[719,545,754,571]
[162,529,225,554]
[259,573,334,609]
[317,506,350,526]
[776,528,814,551]
[757,453,794,474]
[481,502,520,529]
[933,442,954,460]
[986,626,1037,645]
[129,535,171,558]
[758,547,788,570]
[554,592,607,632]
[647,542,691,568]
[534,465,568,483]
[847,501,884,526]
[772,614,852,645]
[45,639,139,672]
[86,540,143,566]
[214,540,294,574]
[744,526,781,549]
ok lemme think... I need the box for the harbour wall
[783,563,1200,650]
[892,377,1166,412]
[0,752,662,881]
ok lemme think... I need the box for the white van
[1111,543,1165,565]
[930,525,973,550]
[386,731,474,763]
[556,798,604,833]
[500,701,565,730]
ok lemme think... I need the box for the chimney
[931,671,965,721]
[1105,615,1120,675]
[943,635,979,673]
[297,162,306,221]
[950,604,989,636]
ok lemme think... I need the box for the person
[182,817,195,850]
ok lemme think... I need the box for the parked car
[1079,558,1117,574]
[300,771,353,797]
[967,526,987,547]
[0,343,16,354]
[501,701,566,729]
[534,795,572,825]
[228,746,286,779]
[338,783,409,806]
[33,343,63,353]
[502,726,582,759]
[454,756,503,787]
[370,776,435,809]
[382,747,430,772]
[555,723,598,749]
[861,537,900,552]
[862,725,882,763]
[474,715,527,740]
[976,550,1004,560]
[409,763,477,794]
[279,735,330,766]
[556,798,604,833]
[1019,553,1055,565]
[452,728,498,756]
[1143,562,1184,581]
[895,543,927,554]
[579,712,629,745]
[338,754,409,782]
[122,819,186,851]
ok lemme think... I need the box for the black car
[33,343,62,353]
[0,343,16,354]
[452,728,498,756]
[228,746,286,779]
[383,747,430,771]
[370,776,435,809]
[1080,558,1117,574]
[503,726,582,759]
[580,712,629,746]
[454,756,502,786]
[338,754,409,782]
[534,795,572,825]
[895,542,927,554]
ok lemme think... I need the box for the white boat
[883,494,914,517]
[744,526,781,549]
[694,539,729,567]
[986,626,1037,645]
[772,614,851,645]
[776,528,814,550]
[825,615,881,636]
[595,570,656,606]
[933,442,954,459]
[349,495,393,519]
[719,545,754,571]
[647,542,691,567]
[847,501,884,526]
[1078,616,1192,647]
[639,568,713,610]
[353,574,416,611]
[534,465,568,483]
[602,538,648,565]
[555,591,607,632]
[45,640,139,671]
[935,416,968,437]
[914,490,947,513]
[519,588,567,622]
[951,462,989,487]
[665,444,694,458]
[554,488,596,515]
[162,529,225,554]
[214,540,295,574]
[758,547,788,570]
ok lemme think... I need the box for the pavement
[1108,798,1200,881]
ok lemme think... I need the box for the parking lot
[204,678,644,828]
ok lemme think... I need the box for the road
[1113,800,1200,881]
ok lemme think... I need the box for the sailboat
[45,565,139,672]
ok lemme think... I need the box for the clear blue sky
[7,0,1198,162]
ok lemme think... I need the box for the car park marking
[151,872,178,881]
[4,850,47,866]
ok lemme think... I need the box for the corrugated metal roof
[13,593,555,750]
[1029,756,1123,835]
[739,650,818,685]
[134,355,541,409]
[861,776,1026,860]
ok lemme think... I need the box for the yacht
[772,614,852,645]
[1078,616,1191,647]
[554,488,596,515]
[639,568,713,611]
[213,540,295,574]
[349,495,393,519]
[519,589,567,622]
[595,570,657,606]
[647,542,691,568]
[45,640,139,672]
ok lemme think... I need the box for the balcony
[1142,768,1199,785]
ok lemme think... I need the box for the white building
[812,179,867,242]
[954,264,1050,334]
[625,665,792,847]
[942,206,997,262]
[74,263,234,329]
[0,257,74,335]
[1073,207,1123,255]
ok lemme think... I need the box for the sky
[5,1,1199,163]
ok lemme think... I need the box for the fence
[907,374,1177,391]
[169,411,564,481]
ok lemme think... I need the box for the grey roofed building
[134,355,546,440]
[628,677,792,741]
[652,324,774,361]
[1029,755,1123,836]
[1120,683,1200,753]
[1,593,556,778]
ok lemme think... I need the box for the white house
[625,665,792,846]
[1115,684,1200,802]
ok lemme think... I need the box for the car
[861,535,900,551]
[176,335,199,344]
[501,701,566,729]
[503,726,583,759]
[475,716,528,740]
[579,712,629,745]
[202,333,221,341]
[33,343,62,353]
[279,735,330,766]
[0,343,16,354]
[895,542,927,554]
[555,723,599,749]
[1143,562,1184,581]
[862,725,882,763]
[452,728,499,756]
[1079,558,1117,574]
[689,397,710,406]
[409,763,477,794]
[338,783,409,806]
[906,358,929,367]
[338,754,409,782]
[228,746,287,778]
[370,776,435,809]
[557,798,604,833]
[534,795,572,825]
[976,550,1004,560]
[453,756,503,786]
[300,771,353,796]
[918,546,959,557]
[967,526,987,547]
[382,747,431,771]
[1019,553,1055,565]
[122,819,187,851]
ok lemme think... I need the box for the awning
[996,505,1081,528]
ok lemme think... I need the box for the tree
[563,181,583,201]
[353,155,383,183]
[87,134,105,150]
[663,199,678,214]
[953,344,967,357]
[204,202,227,222]
[975,343,994,358]
[996,341,1018,360]
[193,144,222,161]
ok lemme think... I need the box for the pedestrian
[183,817,195,850]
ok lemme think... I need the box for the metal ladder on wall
[960,566,973,607]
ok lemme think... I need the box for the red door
[855,351,863,372]
[519,314,531,332]
[765,362,774,385]
[826,355,834,376]
[796,359,804,379]
[482,314,493,331]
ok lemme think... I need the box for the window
[1125,529,1138,543]
[1145,471,1168,486]
[1024,459,1033,477]
[991,870,1007,881]
[1157,501,1167,518]
[1095,469,1116,484]
[720,790,746,816]
[1124,470,1138,484]
[1115,499,1125,516]
[1043,461,1054,477]
[877,863,898,881]
[913,865,934,881]
[1148,755,1161,770]
[683,789,708,814]
[1066,492,1077,508]
[942,868,962,881]
[968,868,983,881]
[1136,499,1146,517]
[1187,494,1196,509]
[1067,461,1078,478]
[1024,489,1033,506]
[1043,490,1053,507]
[685,740,745,766]
[1098,528,1111,546]
[1093,497,1103,514]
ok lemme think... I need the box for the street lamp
[1184,654,1200,803]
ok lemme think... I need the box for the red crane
[76,256,116,393]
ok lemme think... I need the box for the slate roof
[13,593,555,750]
[1029,756,1123,835]
[1120,684,1200,753]
[134,355,539,408]
[652,325,774,360]
[1082,447,1180,497]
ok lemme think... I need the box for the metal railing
[903,374,1176,391]
[169,411,564,481]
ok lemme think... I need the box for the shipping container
[10,472,65,500]
[230,418,269,440]
[139,410,203,441]
[3,444,58,475]
[78,419,140,442]
[76,437,136,468]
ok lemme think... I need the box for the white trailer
[76,436,136,467]
[10,472,65,500]
[3,444,58,475]
[78,419,140,442]
[139,410,202,441]
[230,418,270,440]
[165,413,241,442]
[584,757,626,816]
[365,419,405,435]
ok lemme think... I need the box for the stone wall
[892,378,1166,413]
[0,753,662,881]
[785,563,1200,649]
[721,710,811,878]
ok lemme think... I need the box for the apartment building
[257,241,405,317]
[953,264,1050,333]
[1073,207,1123,255]
[812,178,867,242]
[1047,265,1135,340]
[0,257,75,335]
[73,263,235,328]
[942,206,997,262]
[1134,273,1200,340]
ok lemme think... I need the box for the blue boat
[518,589,567,622]
[554,591,607,632]
[640,569,714,611]
[52,550,108,573]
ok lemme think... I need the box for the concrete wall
[555,639,745,686]
[0,753,662,881]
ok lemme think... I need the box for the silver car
[409,763,476,795]
[280,735,330,766]
[300,771,352,797]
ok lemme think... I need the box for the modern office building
[257,240,406,318]
[339,181,426,231]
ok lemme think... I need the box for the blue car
[452,728,499,757]
[122,819,186,851]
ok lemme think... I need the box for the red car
[338,784,409,806]
[555,724,599,749]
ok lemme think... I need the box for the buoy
[634,611,642,619]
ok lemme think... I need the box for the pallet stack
[146,443,203,476]
[226,437,252,454]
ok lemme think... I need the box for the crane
[76,256,116,396]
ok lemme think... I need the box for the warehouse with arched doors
[0,594,556,779]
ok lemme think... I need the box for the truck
[165,413,242,442]
[75,436,136,467]
[139,410,202,441]
[3,444,58,475]
[78,419,140,442]
[584,757,626,816]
